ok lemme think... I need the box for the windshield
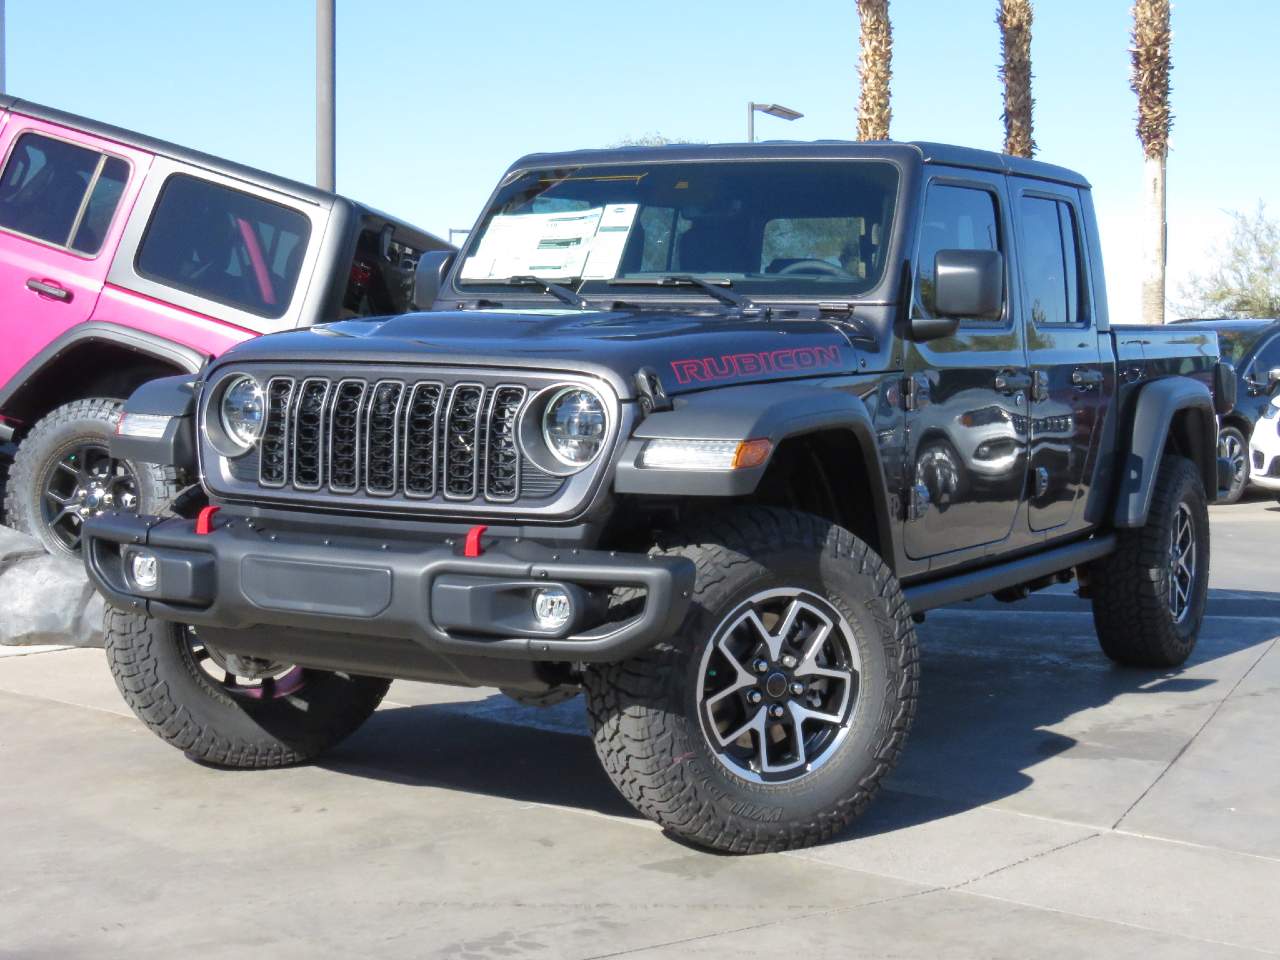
[457,160,900,300]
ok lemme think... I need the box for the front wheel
[105,609,391,767]
[4,399,178,557]
[1217,425,1249,504]
[584,508,918,854]
[1090,455,1210,667]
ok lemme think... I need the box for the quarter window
[0,132,128,255]
[1018,195,1085,326]
[135,175,311,319]
[915,184,1002,319]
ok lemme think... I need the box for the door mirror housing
[412,250,456,310]
[933,249,1004,320]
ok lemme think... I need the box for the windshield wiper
[500,275,588,309]
[608,275,760,312]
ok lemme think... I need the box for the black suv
[84,142,1230,854]
[1170,318,1280,502]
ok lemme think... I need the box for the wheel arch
[0,323,207,432]
[613,380,897,564]
[1114,377,1218,527]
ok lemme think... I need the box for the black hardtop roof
[506,139,1090,189]
[0,96,444,247]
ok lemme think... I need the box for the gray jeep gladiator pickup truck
[82,141,1233,853]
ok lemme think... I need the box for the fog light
[533,587,573,631]
[130,551,159,593]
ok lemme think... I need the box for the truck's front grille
[249,375,540,505]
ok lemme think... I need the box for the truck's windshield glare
[458,160,900,299]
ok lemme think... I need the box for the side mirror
[412,250,456,310]
[933,249,1004,320]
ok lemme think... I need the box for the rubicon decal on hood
[670,345,842,385]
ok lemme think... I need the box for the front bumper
[83,512,693,663]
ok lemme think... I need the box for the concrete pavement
[1,498,1278,959]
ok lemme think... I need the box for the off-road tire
[1217,425,1249,505]
[105,609,391,767]
[1090,455,1210,667]
[583,507,918,854]
[4,399,178,557]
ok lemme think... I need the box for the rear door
[903,172,1030,561]
[1012,184,1108,533]
[0,119,150,394]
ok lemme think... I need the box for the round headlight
[541,386,607,467]
[220,376,265,449]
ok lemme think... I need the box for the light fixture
[638,438,773,471]
[533,587,573,631]
[129,550,159,592]
[748,102,804,142]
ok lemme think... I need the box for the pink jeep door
[0,118,151,393]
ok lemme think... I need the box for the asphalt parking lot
[2,498,1278,959]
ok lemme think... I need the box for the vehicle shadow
[319,587,1280,834]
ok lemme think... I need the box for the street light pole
[316,0,336,191]
[747,101,804,143]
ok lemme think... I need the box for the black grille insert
[221,373,566,507]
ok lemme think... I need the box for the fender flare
[613,380,894,549]
[0,321,208,412]
[1114,377,1218,527]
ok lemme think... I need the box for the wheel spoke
[716,704,765,749]
[55,460,80,479]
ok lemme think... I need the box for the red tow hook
[195,505,221,536]
[463,524,488,558]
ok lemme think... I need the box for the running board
[902,535,1117,614]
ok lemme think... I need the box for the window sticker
[460,204,638,281]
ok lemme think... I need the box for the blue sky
[6,0,1278,320]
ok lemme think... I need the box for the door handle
[1071,368,1104,389]
[26,278,72,302]
[994,370,1032,395]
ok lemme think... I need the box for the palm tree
[1132,0,1173,324]
[998,0,1035,157]
[856,0,892,141]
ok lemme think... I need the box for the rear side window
[0,132,129,255]
[915,183,1002,319]
[1018,195,1085,326]
[135,174,311,319]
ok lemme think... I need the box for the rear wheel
[584,508,918,853]
[1090,456,1210,667]
[4,399,178,557]
[1217,425,1249,504]
[105,609,390,767]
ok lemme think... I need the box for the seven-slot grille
[255,376,529,503]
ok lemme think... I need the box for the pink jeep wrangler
[0,97,449,556]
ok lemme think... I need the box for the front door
[904,173,1029,561]
[1012,186,1108,532]
[0,119,149,395]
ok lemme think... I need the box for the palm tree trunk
[1132,0,1172,324]
[998,0,1035,157]
[856,0,892,141]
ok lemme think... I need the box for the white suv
[1249,396,1280,500]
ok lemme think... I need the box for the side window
[135,174,312,319]
[1254,335,1280,377]
[1018,194,1085,326]
[915,183,1001,319]
[0,132,128,255]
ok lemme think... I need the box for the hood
[217,307,861,400]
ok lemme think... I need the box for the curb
[0,526,104,649]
